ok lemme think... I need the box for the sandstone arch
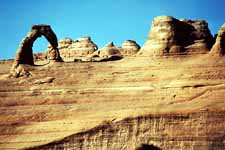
[10,24,62,77]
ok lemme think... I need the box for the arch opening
[33,37,49,65]
[10,24,62,77]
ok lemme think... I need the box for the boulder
[119,40,140,56]
[138,16,213,56]
[210,23,225,56]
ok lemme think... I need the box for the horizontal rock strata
[139,16,214,56]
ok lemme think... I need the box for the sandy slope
[0,55,225,149]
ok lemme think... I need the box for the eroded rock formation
[119,40,140,56]
[69,37,98,56]
[48,37,98,61]
[45,38,140,61]
[139,16,214,56]
[3,16,225,150]
[58,37,73,49]
[90,42,122,61]
[210,23,225,56]
[10,25,62,77]
[29,111,225,150]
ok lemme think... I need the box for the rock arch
[10,24,62,77]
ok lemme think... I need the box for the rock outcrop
[139,16,214,56]
[29,111,225,150]
[58,37,73,49]
[46,38,140,61]
[10,25,62,77]
[68,37,98,56]
[119,40,140,56]
[89,42,122,61]
[50,37,98,61]
[210,23,225,56]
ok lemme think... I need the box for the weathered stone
[52,37,98,61]
[69,37,98,56]
[91,41,122,58]
[120,40,140,56]
[210,23,225,56]
[46,47,61,61]
[59,37,73,49]
[34,77,55,84]
[10,24,62,77]
[139,16,213,56]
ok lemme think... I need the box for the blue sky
[0,0,224,59]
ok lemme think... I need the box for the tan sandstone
[210,23,225,56]
[119,40,140,56]
[139,16,214,56]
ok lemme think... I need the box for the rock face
[119,40,140,56]
[68,37,98,56]
[91,42,122,60]
[210,23,225,56]
[50,37,98,61]
[30,111,225,150]
[139,16,214,56]
[46,38,140,61]
[10,25,62,77]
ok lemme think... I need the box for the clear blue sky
[0,0,224,59]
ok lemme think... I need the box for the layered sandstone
[1,56,225,150]
[90,42,122,60]
[119,40,140,56]
[29,111,225,150]
[210,23,225,56]
[58,37,73,49]
[139,16,214,56]
[47,37,98,61]
[68,37,98,56]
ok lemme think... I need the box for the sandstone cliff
[139,16,214,56]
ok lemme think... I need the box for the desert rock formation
[119,40,140,56]
[90,42,122,61]
[10,25,62,77]
[42,38,140,62]
[1,16,225,150]
[139,16,214,56]
[66,37,97,57]
[48,37,98,61]
[210,23,225,56]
